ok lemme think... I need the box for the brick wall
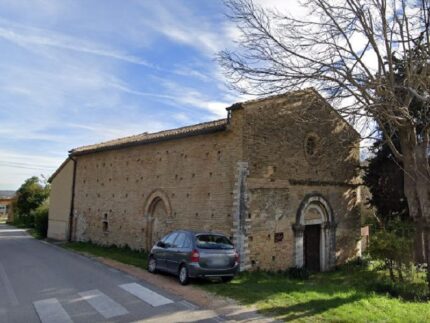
[240,91,361,270]
[65,90,361,271]
[72,112,244,250]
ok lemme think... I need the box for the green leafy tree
[34,202,49,238]
[14,176,50,226]
[364,135,408,222]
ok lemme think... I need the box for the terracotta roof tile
[70,118,228,156]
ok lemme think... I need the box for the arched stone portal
[144,190,172,250]
[292,194,336,271]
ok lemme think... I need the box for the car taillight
[191,249,200,262]
[234,250,240,263]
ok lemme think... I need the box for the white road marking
[119,283,173,307]
[33,298,73,323]
[78,289,128,319]
[0,262,19,306]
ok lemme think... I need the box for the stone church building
[48,89,361,271]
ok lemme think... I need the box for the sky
[0,0,305,190]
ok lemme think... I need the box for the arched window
[144,190,172,250]
[304,133,321,163]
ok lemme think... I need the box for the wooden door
[304,224,321,272]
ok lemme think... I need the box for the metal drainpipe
[68,155,77,242]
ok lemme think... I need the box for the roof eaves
[226,102,244,111]
[226,88,316,110]
[70,119,228,157]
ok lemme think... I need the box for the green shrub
[371,276,429,301]
[34,204,49,238]
[13,213,35,228]
[338,256,370,272]
[367,217,414,282]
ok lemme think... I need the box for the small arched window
[304,133,320,163]
[305,136,317,156]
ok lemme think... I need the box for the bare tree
[219,0,430,284]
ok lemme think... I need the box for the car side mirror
[157,241,166,248]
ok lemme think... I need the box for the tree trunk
[396,263,404,282]
[387,260,396,282]
[425,228,430,293]
[398,127,430,292]
[414,226,426,263]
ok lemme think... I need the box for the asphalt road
[0,224,222,323]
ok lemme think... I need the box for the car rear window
[196,234,234,250]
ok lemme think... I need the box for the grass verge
[59,241,430,322]
[27,228,43,239]
[63,241,148,269]
[201,265,430,322]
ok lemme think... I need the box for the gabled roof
[70,88,359,157]
[49,88,360,182]
[226,88,315,111]
[227,87,361,138]
[69,118,229,156]
[48,157,71,183]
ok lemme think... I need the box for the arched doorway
[292,194,336,271]
[144,190,172,250]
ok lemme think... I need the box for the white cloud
[66,120,171,146]
[172,66,212,82]
[159,80,230,118]
[172,113,192,123]
[136,2,231,56]
[0,0,260,189]
[0,149,64,190]
[0,19,152,66]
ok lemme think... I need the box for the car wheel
[148,256,157,274]
[221,276,233,283]
[178,265,190,285]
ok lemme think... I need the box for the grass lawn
[59,241,430,322]
[63,242,148,269]
[201,266,430,322]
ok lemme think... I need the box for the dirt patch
[99,257,226,307]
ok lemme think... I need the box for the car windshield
[196,234,234,250]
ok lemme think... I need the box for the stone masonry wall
[241,92,361,270]
[72,112,244,250]
[67,91,361,271]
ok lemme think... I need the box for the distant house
[49,89,361,271]
[0,191,16,223]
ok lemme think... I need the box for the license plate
[211,258,227,266]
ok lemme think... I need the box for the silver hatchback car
[147,230,240,285]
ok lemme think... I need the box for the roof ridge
[226,88,315,110]
[70,118,228,156]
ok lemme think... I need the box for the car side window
[174,233,186,248]
[160,233,171,243]
[164,232,178,247]
[183,235,193,249]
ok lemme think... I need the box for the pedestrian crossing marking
[33,298,73,323]
[119,282,174,307]
[79,289,128,319]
